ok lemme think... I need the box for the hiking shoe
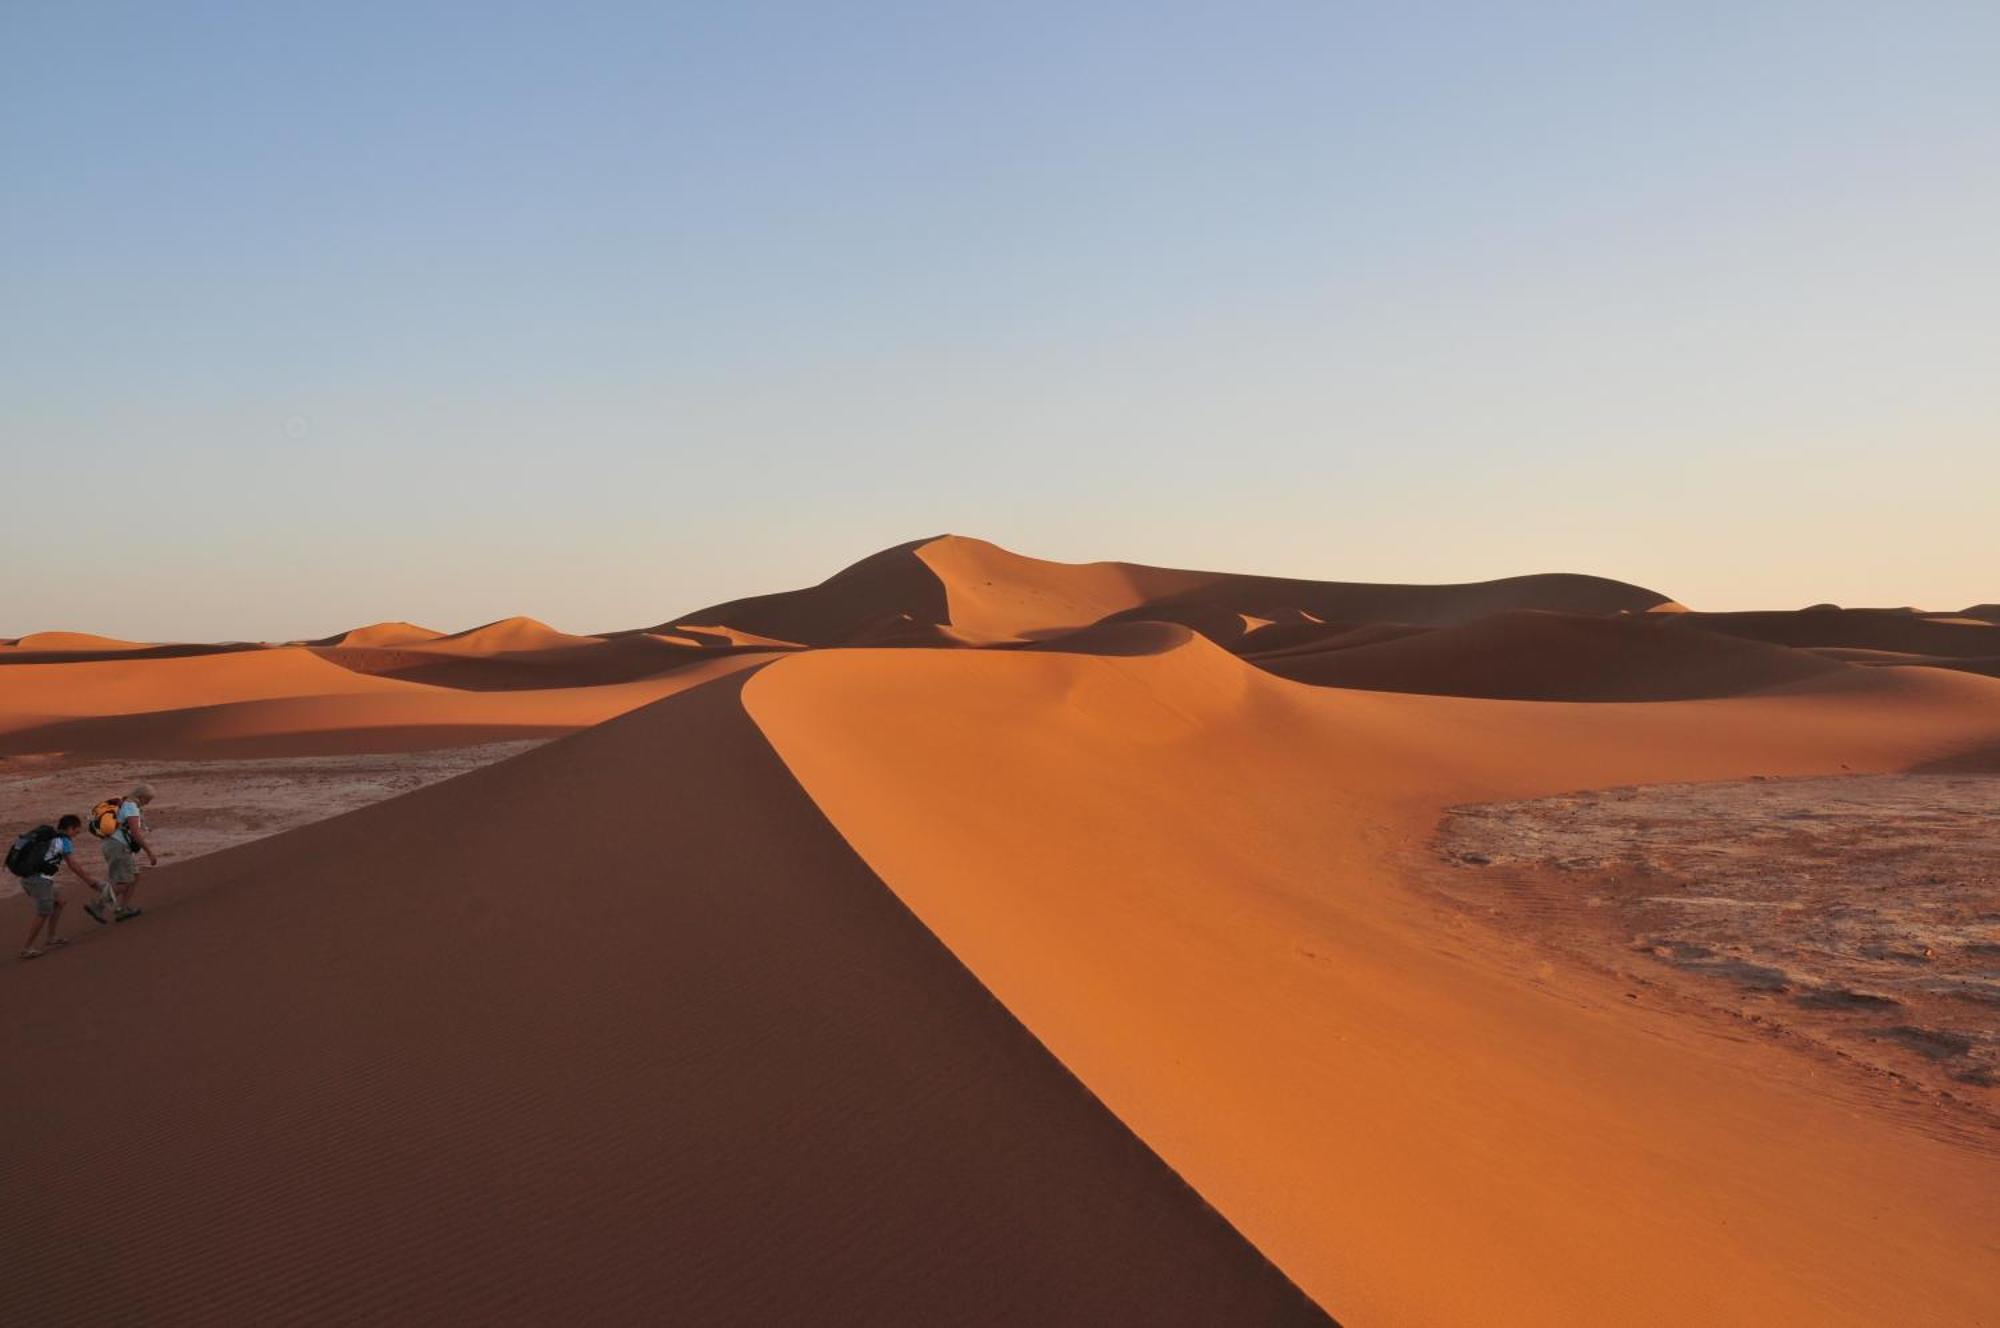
[85,902,108,925]
[114,906,143,922]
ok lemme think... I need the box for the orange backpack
[88,798,123,839]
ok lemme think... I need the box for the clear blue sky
[5,2,1995,640]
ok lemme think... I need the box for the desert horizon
[8,4,1998,1324]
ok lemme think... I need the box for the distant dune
[1251,609,1854,700]
[305,620,445,649]
[1,630,151,652]
[661,535,1680,648]
[420,614,600,654]
[1677,606,1998,658]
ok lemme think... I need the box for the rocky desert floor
[0,742,545,871]
[1433,773,2000,1123]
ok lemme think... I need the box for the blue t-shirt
[116,800,143,846]
[29,834,72,877]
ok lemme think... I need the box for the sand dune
[1,630,151,652]
[0,672,1324,1326]
[0,647,408,730]
[305,620,445,648]
[1679,606,1998,658]
[1809,645,2000,680]
[745,634,2000,1327]
[419,614,599,654]
[1252,609,1853,699]
[647,537,955,646]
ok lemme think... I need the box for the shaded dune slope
[1680,607,1998,657]
[0,640,266,666]
[0,672,1327,1327]
[1253,609,1853,699]
[746,636,2000,1327]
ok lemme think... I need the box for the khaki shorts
[19,874,57,916]
[103,837,139,885]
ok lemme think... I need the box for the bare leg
[21,910,48,955]
[46,897,64,944]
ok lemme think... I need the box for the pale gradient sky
[5,2,1996,641]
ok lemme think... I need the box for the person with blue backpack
[8,814,106,959]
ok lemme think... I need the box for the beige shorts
[19,874,57,916]
[102,837,139,885]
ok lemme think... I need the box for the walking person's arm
[123,815,157,867]
[62,855,104,892]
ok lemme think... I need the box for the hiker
[89,782,157,924]
[10,815,105,959]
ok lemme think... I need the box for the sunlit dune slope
[913,535,1216,639]
[1252,609,1852,699]
[0,648,409,727]
[0,671,1326,1327]
[744,632,2000,1328]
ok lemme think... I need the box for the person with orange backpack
[86,783,157,924]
